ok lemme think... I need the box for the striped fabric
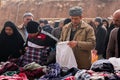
[19,46,50,67]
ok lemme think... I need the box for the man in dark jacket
[94,17,107,59]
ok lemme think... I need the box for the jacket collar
[64,20,88,40]
[66,20,87,30]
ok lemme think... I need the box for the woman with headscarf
[0,21,25,62]
[102,18,109,30]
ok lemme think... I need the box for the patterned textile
[39,63,61,80]
[90,59,114,73]
[0,73,28,80]
[20,68,45,79]
[23,62,46,70]
[3,71,19,76]
[0,62,19,75]
[19,46,50,67]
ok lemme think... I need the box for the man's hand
[67,41,77,48]
[91,49,97,55]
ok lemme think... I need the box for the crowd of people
[0,6,120,79]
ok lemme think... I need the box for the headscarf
[102,18,109,30]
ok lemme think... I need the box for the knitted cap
[23,12,34,18]
[26,21,40,33]
[95,17,102,23]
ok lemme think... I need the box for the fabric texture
[0,73,28,80]
[20,68,45,79]
[19,47,49,67]
[90,59,114,73]
[23,62,46,70]
[117,28,120,57]
[42,25,53,34]
[17,24,28,42]
[27,30,57,48]
[75,70,91,80]
[19,30,57,67]
[3,71,19,76]
[95,24,107,55]
[106,28,119,58]
[52,27,62,39]
[108,57,120,70]
[0,62,19,75]
[39,63,61,80]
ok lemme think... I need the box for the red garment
[0,62,19,75]
[64,76,75,80]
[0,73,28,80]
[37,34,46,40]
[28,33,46,40]
[20,68,45,79]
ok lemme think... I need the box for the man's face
[70,16,82,26]
[113,14,120,27]
[23,16,33,26]
[94,21,99,27]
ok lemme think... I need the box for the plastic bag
[56,41,77,69]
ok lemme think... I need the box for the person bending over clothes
[19,21,57,67]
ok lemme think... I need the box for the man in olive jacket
[60,6,96,69]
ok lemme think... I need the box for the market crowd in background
[0,6,120,80]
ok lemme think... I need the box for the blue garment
[39,63,61,80]
[42,25,53,34]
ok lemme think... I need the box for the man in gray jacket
[106,9,120,59]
